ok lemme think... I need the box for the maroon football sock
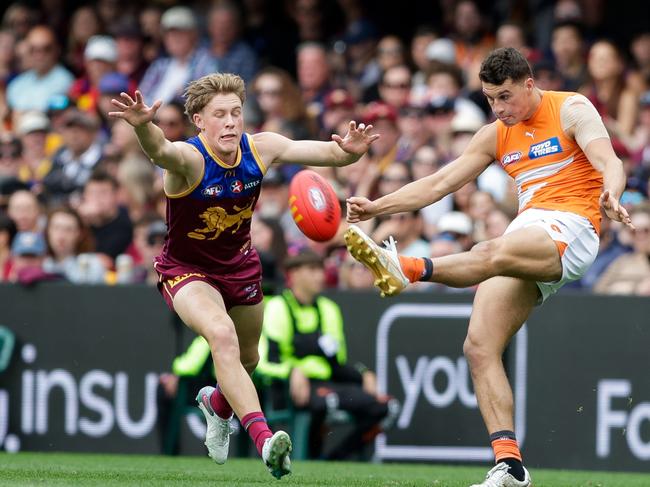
[241,411,273,456]
[209,384,233,419]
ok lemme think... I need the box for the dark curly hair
[479,47,533,85]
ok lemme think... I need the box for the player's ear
[193,113,204,131]
[525,77,534,92]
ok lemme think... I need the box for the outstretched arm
[252,121,379,167]
[108,90,199,175]
[347,123,496,222]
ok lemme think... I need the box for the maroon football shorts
[153,253,263,311]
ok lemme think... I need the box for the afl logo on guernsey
[501,151,522,166]
[230,180,243,193]
[529,137,563,159]
[202,184,223,197]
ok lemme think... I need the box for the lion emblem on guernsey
[187,202,254,240]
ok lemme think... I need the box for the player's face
[482,78,535,126]
[194,93,244,160]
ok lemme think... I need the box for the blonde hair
[183,73,246,118]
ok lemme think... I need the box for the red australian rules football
[288,170,341,242]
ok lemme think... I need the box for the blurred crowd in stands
[0,0,648,296]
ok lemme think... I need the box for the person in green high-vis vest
[257,247,396,460]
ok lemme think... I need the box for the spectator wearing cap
[14,111,54,187]
[96,71,133,133]
[111,19,149,86]
[69,35,119,113]
[139,6,218,105]
[6,26,74,113]
[42,109,103,204]
[0,212,17,281]
[436,210,474,251]
[207,2,259,83]
[7,231,61,284]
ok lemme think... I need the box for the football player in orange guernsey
[345,47,632,487]
[109,73,378,479]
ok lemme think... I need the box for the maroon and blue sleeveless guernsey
[155,132,267,275]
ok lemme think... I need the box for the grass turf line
[2,453,650,486]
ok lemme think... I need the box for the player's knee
[471,239,509,273]
[205,324,240,360]
[462,332,490,370]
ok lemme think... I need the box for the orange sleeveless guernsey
[495,90,603,234]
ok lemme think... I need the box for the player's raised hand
[332,120,380,157]
[600,190,634,229]
[346,196,378,222]
[108,90,162,128]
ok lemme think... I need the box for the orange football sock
[398,256,425,283]
[491,437,523,463]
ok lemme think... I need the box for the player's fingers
[121,91,136,105]
[368,134,381,142]
[349,120,357,131]
[364,124,373,133]
[135,90,144,104]
[151,100,163,113]
[110,99,128,110]
[331,134,343,144]
[107,111,125,119]
[358,123,365,131]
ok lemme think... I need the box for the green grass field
[1,453,650,486]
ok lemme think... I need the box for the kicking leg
[345,224,561,295]
[465,276,536,487]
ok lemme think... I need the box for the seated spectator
[153,101,189,142]
[581,40,638,137]
[138,6,217,105]
[70,35,119,114]
[42,206,105,284]
[110,19,149,86]
[96,71,132,133]
[0,212,17,281]
[15,111,52,184]
[257,248,395,460]
[76,169,133,262]
[207,1,259,83]
[6,189,41,233]
[594,205,650,294]
[372,211,429,258]
[7,231,59,284]
[129,217,166,285]
[338,253,374,290]
[42,109,103,204]
[436,211,474,251]
[6,25,74,113]
[483,208,512,240]
[550,21,588,92]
